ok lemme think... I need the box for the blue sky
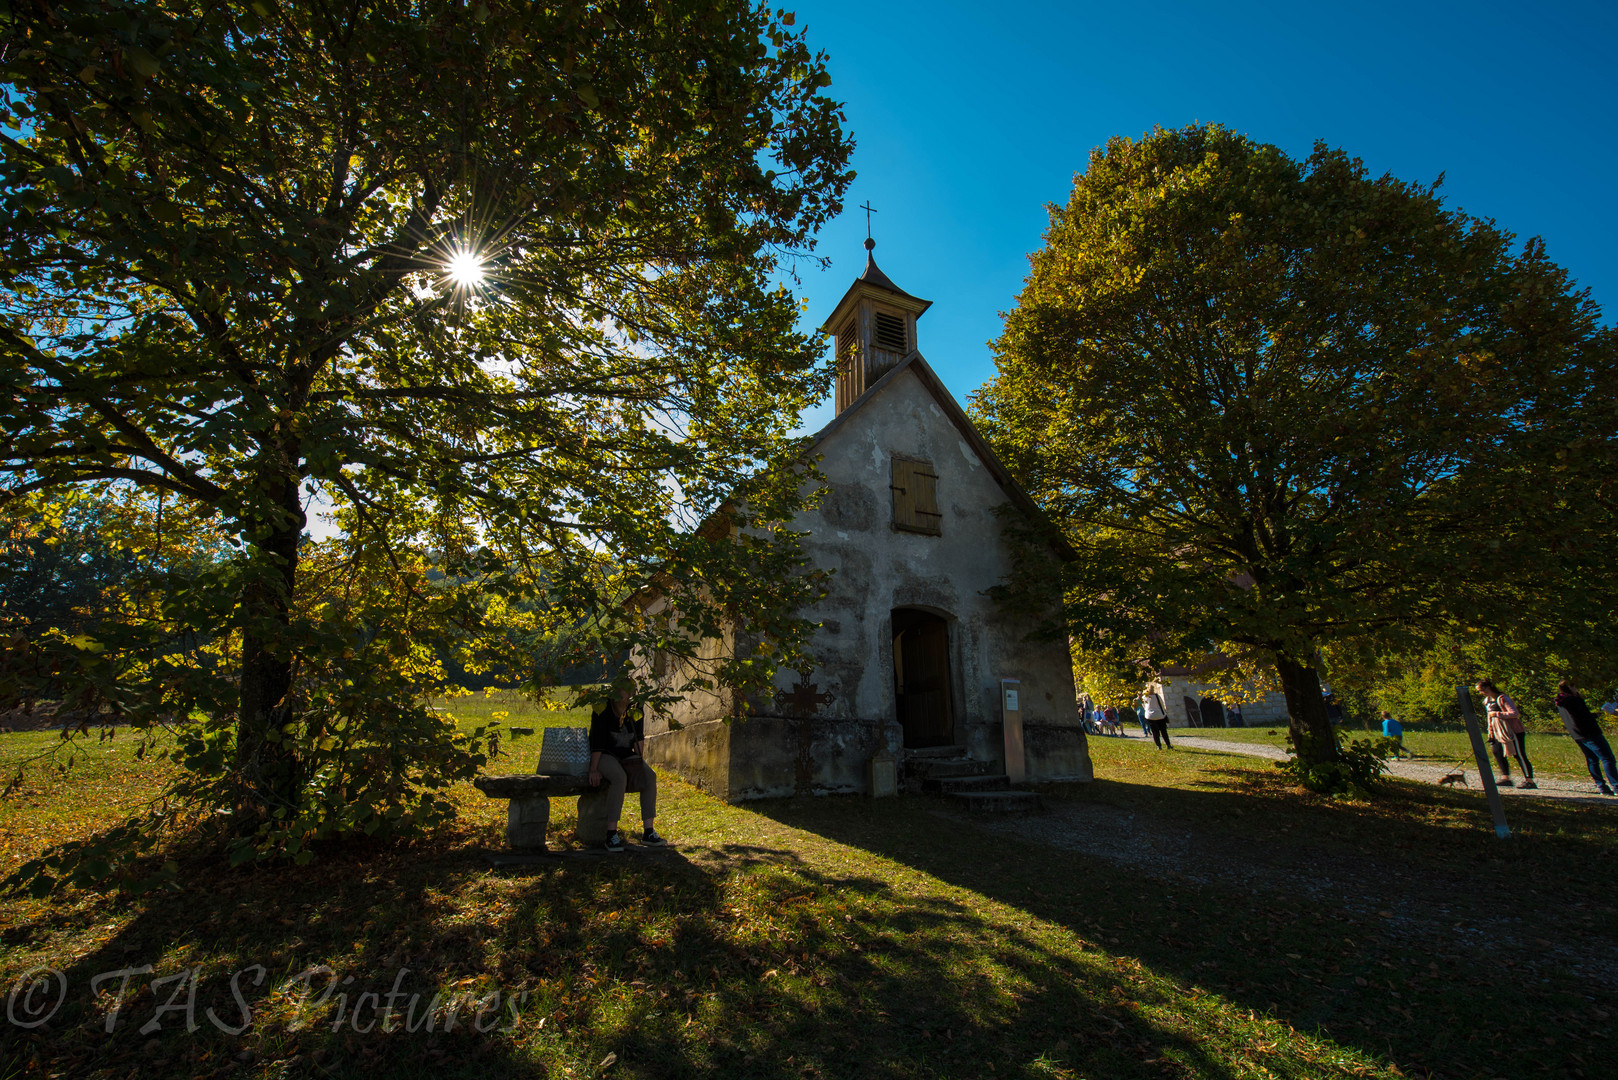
[786,0,1618,433]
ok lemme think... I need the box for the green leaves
[1,0,852,883]
[123,46,161,79]
[976,123,1616,762]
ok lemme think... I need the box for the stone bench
[472,774,616,852]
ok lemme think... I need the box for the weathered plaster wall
[637,597,733,736]
[643,362,1092,796]
[782,367,1082,751]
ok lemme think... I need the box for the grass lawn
[1174,723,1600,779]
[2,718,1615,1079]
[435,687,598,737]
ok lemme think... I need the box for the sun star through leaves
[446,248,485,288]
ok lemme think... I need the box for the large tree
[974,125,1615,770]
[0,0,852,852]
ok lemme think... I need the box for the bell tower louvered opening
[834,317,860,413]
[819,238,932,417]
[873,310,908,353]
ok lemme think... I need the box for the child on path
[1379,711,1409,758]
[1553,679,1618,796]
[1477,679,1536,790]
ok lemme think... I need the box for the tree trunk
[235,474,305,819]
[1274,652,1337,765]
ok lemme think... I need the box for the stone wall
[645,716,903,801]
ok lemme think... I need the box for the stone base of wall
[645,715,903,802]
[964,721,1092,780]
[646,715,1092,800]
[1024,723,1094,781]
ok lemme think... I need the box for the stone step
[952,790,1041,815]
[904,744,970,759]
[925,773,1011,795]
[906,757,990,779]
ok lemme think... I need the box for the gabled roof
[806,350,1074,560]
[627,350,1072,612]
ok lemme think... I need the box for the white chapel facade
[639,243,1093,800]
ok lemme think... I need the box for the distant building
[1148,662,1289,728]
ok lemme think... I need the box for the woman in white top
[1476,679,1536,790]
[1142,692,1172,750]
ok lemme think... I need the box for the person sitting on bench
[588,682,666,852]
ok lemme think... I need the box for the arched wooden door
[892,608,954,748]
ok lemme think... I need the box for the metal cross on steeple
[860,200,878,240]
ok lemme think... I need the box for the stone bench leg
[575,789,614,847]
[507,796,551,852]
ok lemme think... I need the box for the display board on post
[1001,678,1026,784]
[1457,684,1510,839]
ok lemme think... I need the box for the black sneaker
[1599,786,1614,796]
[1497,777,1514,788]
[640,828,667,847]
[1518,780,1537,790]
[603,831,626,853]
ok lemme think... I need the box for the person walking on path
[588,683,667,852]
[1553,679,1618,796]
[1380,711,1410,758]
[1142,691,1173,750]
[1477,679,1536,790]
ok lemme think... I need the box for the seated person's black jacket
[588,701,642,760]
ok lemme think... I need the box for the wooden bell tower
[820,238,932,416]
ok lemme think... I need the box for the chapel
[638,242,1093,800]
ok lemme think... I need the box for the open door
[892,608,954,748]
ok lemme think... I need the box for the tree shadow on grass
[11,767,1615,1080]
[8,827,1284,1079]
[749,776,1618,1080]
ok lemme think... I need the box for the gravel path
[1155,731,1618,805]
[954,733,1618,982]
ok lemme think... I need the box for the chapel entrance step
[952,790,1041,815]
[905,744,969,758]
[907,757,991,780]
[924,773,1012,795]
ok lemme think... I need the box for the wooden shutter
[891,458,942,535]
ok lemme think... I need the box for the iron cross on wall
[779,677,834,718]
